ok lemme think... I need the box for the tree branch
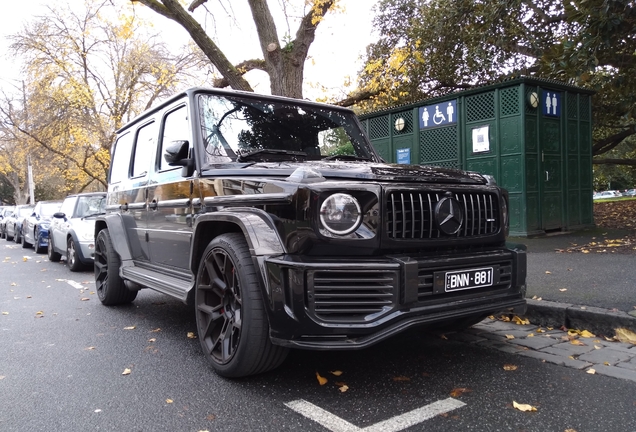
[211,59,267,88]
[592,125,636,155]
[593,158,636,166]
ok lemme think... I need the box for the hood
[201,161,487,185]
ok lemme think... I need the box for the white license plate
[443,267,497,292]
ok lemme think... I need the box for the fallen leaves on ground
[503,364,518,371]
[615,328,636,345]
[122,368,132,375]
[315,372,327,385]
[329,370,343,376]
[450,387,471,397]
[512,401,537,412]
[392,376,410,382]
[123,326,136,330]
[586,368,596,374]
[187,332,197,339]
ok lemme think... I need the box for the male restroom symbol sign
[419,100,457,129]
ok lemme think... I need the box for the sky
[0,0,379,101]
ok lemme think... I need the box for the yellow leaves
[187,332,197,339]
[559,288,568,292]
[615,328,636,345]
[512,401,537,412]
[580,330,595,338]
[449,387,471,397]
[150,328,161,333]
[1,312,8,315]
[123,326,136,330]
[148,338,157,343]
[337,384,349,393]
[512,316,529,325]
[85,346,96,351]
[586,368,596,374]
[505,334,515,340]
[329,370,343,376]
[315,372,328,385]
[392,376,410,382]
[122,368,132,375]
[166,399,173,404]
[570,339,585,346]
[503,364,518,371]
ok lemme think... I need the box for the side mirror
[164,140,194,177]
[53,212,65,219]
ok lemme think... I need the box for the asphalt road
[510,228,636,313]
[1,242,636,432]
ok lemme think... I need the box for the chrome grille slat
[386,190,500,239]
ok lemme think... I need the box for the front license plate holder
[433,265,500,294]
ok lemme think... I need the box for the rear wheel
[67,238,84,272]
[95,229,137,305]
[195,233,288,377]
[47,237,61,262]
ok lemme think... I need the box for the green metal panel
[360,77,595,236]
[420,125,459,168]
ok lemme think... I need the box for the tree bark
[132,0,254,92]
[593,158,636,166]
[592,125,636,155]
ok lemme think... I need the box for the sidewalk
[446,317,636,383]
[508,227,636,336]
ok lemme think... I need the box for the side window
[59,197,77,217]
[132,121,157,178]
[110,132,134,183]
[159,105,189,172]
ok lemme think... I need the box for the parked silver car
[48,192,106,271]
[4,205,34,242]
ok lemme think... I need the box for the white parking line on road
[285,397,466,432]
[54,279,89,290]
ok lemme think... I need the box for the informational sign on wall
[542,91,561,117]
[396,148,411,164]
[472,125,490,153]
[419,100,457,129]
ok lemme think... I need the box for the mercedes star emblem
[435,197,463,235]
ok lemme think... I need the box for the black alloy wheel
[195,233,288,378]
[47,237,61,262]
[94,229,137,305]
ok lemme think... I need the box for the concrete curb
[522,299,636,337]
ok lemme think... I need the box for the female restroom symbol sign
[542,91,561,117]
[419,100,457,129]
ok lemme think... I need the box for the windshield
[197,94,374,166]
[77,196,105,217]
[18,207,34,217]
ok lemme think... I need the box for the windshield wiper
[236,149,308,162]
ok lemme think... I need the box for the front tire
[95,229,137,305]
[47,237,62,262]
[67,238,84,272]
[35,233,46,254]
[195,233,288,378]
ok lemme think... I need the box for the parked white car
[593,190,621,200]
[48,192,106,271]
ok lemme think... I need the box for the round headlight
[319,193,361,235]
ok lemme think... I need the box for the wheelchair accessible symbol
[419,100,457,129]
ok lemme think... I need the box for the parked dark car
[22,200,63,253]
[49,192,106,271]
[4,205,34,242]
[0,206,15,239]
[95,87,527,378]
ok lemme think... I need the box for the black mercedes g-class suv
[95,87,527,377]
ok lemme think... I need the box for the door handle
[149,200,158,210]
[545,171,549,182]
[121,203,128,211]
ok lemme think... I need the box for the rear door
[146,102,193,270]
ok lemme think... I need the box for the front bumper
[262,245,527,350]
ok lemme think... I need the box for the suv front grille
[386,191,500,239]
[309,270,397,322]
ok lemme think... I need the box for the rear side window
[132,122,157,178]
[110,132,134,183]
